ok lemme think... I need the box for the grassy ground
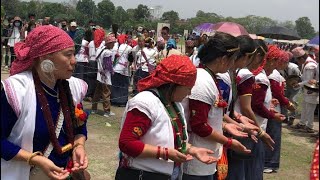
[82,102,318,180]
[1,69,318,180]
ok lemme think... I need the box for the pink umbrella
[213,22,249,37]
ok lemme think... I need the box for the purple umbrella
[308,35,319,46]
[194,23,216,34]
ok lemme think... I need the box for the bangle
[239,123,245,132]
[223,138,233,149]
[162,147,165,160]
[73,143,85,153]
[258,128,265,138]
[222,123,227,132]
[156,146,161,159]
[73,143,84,149]
[165,148,169,161]
[27,151,43,166]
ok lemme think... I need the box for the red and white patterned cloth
[137,55,197,92]
[10,25,74,76]
[310,139,319,180]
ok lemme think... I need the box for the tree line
[1,0,318,39]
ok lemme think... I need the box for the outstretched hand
[188,147,218,164]
[224,123,248,138]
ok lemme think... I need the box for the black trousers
[115,167,170,180]
[85,61,98,98]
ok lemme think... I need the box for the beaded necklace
[158,89,188,154]
[204,67,228,108]
[33,70,74,155]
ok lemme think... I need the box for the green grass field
[83,102,318,180]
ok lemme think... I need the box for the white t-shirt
[96,45,113,85]
[136,47,158,73]
[88,40,96,61]
[8,27,21,47]
[75,39,89,63]
[113,43,133,76]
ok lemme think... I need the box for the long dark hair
[198,32,239,65]
[236,35,256,60]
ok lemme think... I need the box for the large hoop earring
[40,59,55,73]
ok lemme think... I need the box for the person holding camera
[7,16,25,68]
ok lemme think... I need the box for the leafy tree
[234,15,277,34]
[1,0,21,17]
[96,0,115,29]
[42,3,68,19]
[161,10,179,25]
[76,0,96,20]
[133,4,150,22]
[113,6,128,26]
[295,17,316,39]
[277,20,296,31]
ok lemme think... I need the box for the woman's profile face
[172,85,192,102]
[50,47,76,80]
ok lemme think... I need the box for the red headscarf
[279,50,289,62]
[137,55,197,92]
[94,28,106,48]
[118,34,128,45]
[252,45,281,75]
[10,25,74,76]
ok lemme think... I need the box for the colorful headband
[246,48,258,55]
[260,46,267,54]
[227,46,240,52]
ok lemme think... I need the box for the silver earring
[40,59,55,73]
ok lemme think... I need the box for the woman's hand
[239,116,260,132]
[271,99,279,108]
[72,145,88,172]
[260,132,275,151]
[168,148,191,163]
[287,103,296,112]
[224,123,248,138]
[230,139,251,154]
[32,156,70,180]
[273,113,286,122]
[187,147,218,164]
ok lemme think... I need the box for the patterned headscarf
[138,55,197,92]
[279,50,290,62]
[10,25,74,76]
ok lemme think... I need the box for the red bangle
[162,147,165,160]
[156,146,161,159]
[223,138,233,149]
[165,148,169,161]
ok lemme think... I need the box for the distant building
[149,5,162,20]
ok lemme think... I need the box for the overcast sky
[32,0,320,30]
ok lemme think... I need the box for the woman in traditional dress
[264,50,296,173]
[249,45,286,179]
[182,32,251,180]
[1,26,89,180]
[116,55,217,180]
